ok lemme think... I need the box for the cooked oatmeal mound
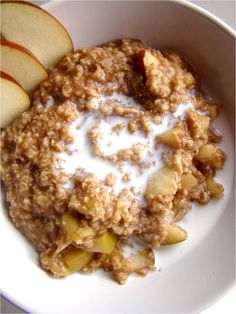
[1,39,226,284]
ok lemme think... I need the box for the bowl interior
[48,1,235,126]
[1,1,235,313]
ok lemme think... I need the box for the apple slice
[0,71,31,128]
[1,1,74,69]
[0,40,48,93]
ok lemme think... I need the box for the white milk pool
[57,93,193,196]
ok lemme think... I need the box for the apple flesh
[0,71,31,128]
[0,40,48,93]
[1,1,74,69]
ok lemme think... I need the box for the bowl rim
[42,0,236,39]
[176,0,235,38]
[2,0,235,313]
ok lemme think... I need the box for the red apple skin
[0,71,20,86]
[1,1,74,51]
[1,40,40,61]
[1,40,48,93]
[1,40,48,75]
[1,69,31,128]
[2,0,43,8]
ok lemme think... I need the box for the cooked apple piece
[198,115,210,132]
[187,109,210,139]
[206,178,224,198]
[157,123,186,148]
[195,144,215,160]
[107,248,155,284]
[162,224,187,245]
[1,1,73,69]
[208,104,220,121]
[0,40,48,93]
[127,249,155,272]
[146,167,179,197]
[195,144,226,169]
[134,49,172,97]
[85,232,116,254]
[133,49,157,75]
[181,173,198,190]
[63,213,95,243]
[183,72,195,89]
[0,71,30,128]
[194,96,208,110]
[62,248,94,273]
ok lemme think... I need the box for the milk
[54,93,234,270]
[57,93,193,195]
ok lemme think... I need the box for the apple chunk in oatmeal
[0,38,226,284]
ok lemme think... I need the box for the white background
[1,0,235,313]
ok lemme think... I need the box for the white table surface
[1,0,235,313]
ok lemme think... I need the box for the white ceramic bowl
[1,1,235,313]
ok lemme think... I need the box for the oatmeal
[0,39,226,284]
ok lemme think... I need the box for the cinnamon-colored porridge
[0,39,226,284]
